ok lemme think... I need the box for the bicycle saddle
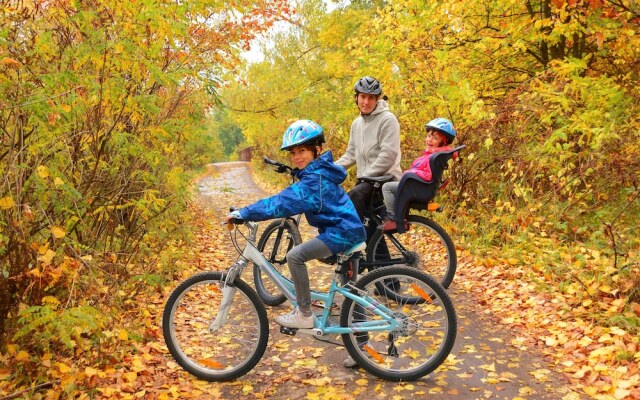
[357,175,395,187]
[318,242,366,265]
[343,242,367,256]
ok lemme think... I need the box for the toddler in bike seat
[225,120,366,329]
[381,118,456,232]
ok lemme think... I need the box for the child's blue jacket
[238,151,366,254]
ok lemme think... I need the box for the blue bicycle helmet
[281,119,324,151]
[354,76,382,95]
[425,118,456,145]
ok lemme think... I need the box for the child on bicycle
[226,120,366,329]
[380,118,457,231]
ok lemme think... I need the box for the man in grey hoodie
[335,76,402,368]
[336,76,402,220]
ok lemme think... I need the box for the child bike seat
[393,145,466,234]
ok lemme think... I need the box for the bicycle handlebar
[263,156,298,176]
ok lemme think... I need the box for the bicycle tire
[340,266,457,381]
[163,271,269,381]
[366,215,457,290]
[253,218,302,306]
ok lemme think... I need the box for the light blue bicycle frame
[223,222,399,336]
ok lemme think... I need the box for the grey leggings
[382,181,400,219]
[286,238,333,316]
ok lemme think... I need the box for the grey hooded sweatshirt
[336,99,402,180]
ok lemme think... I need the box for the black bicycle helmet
[354,76,382,95]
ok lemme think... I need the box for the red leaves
[556,0,603,9]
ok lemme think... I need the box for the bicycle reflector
[411,284,434,303]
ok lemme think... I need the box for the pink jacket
[405,145,453,182]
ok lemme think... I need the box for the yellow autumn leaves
[1,164,67,242]
[0,196,15,209]
[51,225,66,239]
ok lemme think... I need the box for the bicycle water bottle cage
[393,145,466,234]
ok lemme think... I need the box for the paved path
[192,161,581,399]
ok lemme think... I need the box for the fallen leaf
[51,226,66,239]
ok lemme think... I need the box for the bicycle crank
[279,326,324,337]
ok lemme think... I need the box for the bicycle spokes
[339,266,456,381]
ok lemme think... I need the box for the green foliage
[212,109,246,159]
[0,0,288,346]
[14,301,103,353]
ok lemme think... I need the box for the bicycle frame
[215,221,399,336]
[264,215,302,264]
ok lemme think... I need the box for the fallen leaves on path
[457,251,640,400]
[3,164,637,399]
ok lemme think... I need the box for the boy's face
[426,129,445,148]
[289,145,316,169]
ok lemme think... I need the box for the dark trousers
[346,182,397,348]
[346,181,392,270]
[347,181,374,222]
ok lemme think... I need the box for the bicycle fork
[209,285,237,332]
[208,259,246,332]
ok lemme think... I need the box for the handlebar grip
[227,207,243,225]
[263,156,294,175]
[263,156,279,166]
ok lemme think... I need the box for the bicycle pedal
[279,326,298,336]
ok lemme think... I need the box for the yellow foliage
[0,196,15,209]
[51,226,65,239]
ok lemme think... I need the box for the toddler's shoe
[381,218,397,232]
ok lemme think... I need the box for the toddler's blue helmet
[425,118,457,145]
[281,120,324,151]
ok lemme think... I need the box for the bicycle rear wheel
[340,266,456,381]
[253,218,301,306]
[367,215,457,289]
[163,271,269,381]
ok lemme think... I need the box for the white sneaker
[275,308,314,329]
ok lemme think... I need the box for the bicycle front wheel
[367,215,457,289]
[340,266,457,381]
[254,219,301,306]
[163,271,269,381]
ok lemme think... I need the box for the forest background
[0,0,639,398]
